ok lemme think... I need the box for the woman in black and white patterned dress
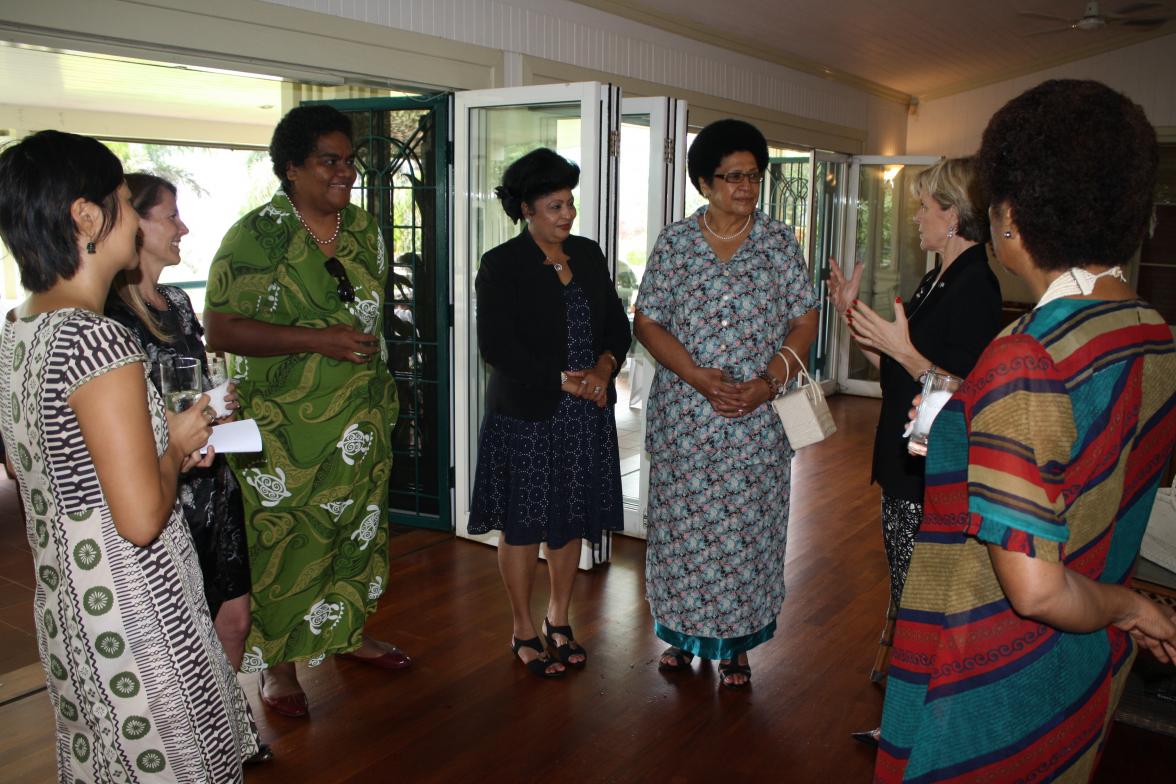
[107,173,253,675]
[0,131,257,782]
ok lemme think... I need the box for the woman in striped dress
[876,79,1176,782]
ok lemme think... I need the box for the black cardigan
[871,242,1003,500]
[476,228,632,421]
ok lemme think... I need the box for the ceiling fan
[1019,1,1171,34]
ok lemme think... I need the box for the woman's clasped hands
[690,366,771,418]
[561,362,612,408]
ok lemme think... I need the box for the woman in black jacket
[829,157,1003,744]
[469,148,631,678]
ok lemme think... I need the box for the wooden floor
[1,396,1173,782]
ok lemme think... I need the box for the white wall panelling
[258,0,908,153]
[908,34,1176,156]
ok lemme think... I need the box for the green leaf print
[73,539,101,570]
[58,697,78,722]
[122,715,150,740]
[82,586,113,616]
[48,654,67,680]
[38,565,59,591]
[95,632,125,659]
[18,443,31,471]
[31,490,47,516]
[136,750,166,774]
[109,671,140,699]
[12,341,24,370]
[42,609,57,638]
[72,733,90,763]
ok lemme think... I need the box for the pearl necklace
[702,208,751,241]
[290,199,341,245]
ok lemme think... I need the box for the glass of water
[166,357,203,413]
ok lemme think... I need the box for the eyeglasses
[713,170,764,185]
[324,257,355,303]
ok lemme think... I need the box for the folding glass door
[452,83,620,568]
[835,156,940,397]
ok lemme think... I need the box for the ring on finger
[203,406,216,423]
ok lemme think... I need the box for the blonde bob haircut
[910,156,989,243]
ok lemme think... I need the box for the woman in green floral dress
[205,106,406,718]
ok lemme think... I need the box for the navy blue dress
[469,281,623,547]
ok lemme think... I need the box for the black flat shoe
[718,655,751,689]
[244,743,274,765]
[511,636,565,679]
[851,728,881,748]
[657,646,695,672]
[543,617,587,669]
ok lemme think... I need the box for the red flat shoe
[338,647,412,670]
[258,671,308,718]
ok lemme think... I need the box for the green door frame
[306,94,452,531]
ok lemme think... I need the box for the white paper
[202,419,262,454]
[204,380,234,417]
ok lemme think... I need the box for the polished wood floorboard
[1,396,1173,782]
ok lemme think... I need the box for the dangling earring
[86,240,96,254]
[946,226,956,239]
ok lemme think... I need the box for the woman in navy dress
[469,148,631,678]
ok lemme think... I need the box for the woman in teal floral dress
[634,120,819,688]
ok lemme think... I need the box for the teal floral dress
[635,208,819,659]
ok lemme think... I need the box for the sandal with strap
[511,636,565,679]
[543,617,588,669]
[657,646,695,672]
[718,655,752,689]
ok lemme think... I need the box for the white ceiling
[575,0,1176,98]
[0,43,283,126]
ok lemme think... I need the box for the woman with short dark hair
[470,147,630,678]
[0,130,257,781]
[875,79,1176,782]
[204,104,408,717]
[634,119,820,688]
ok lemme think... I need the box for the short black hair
[495,148,580,224]
[0,130,123,293]
[977,79,1157,271]
[687,119,769,194]
[270,104,353,191]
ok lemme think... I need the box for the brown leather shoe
[337,647,412,670]
[258,671,308,718]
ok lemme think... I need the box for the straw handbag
[1142,476,1176,574]
[771,346,836,450]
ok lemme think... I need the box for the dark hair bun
[497,148,580,224]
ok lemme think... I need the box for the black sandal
[543,617,588,669]
[718,655,751,689]
[658,646,695,672]
[511,636,565,679]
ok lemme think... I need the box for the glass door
[614,96,687,540]
[452,83,620,568]
[805,153,849,385]
[836,156,940,397]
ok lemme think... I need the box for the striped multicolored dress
[876,298,1176,783]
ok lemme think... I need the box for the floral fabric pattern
[108,285,249,617]
[635,209,818,653]
[205,191,398,668]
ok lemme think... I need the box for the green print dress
[205,192,398,670]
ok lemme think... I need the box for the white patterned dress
[0,309,257,783]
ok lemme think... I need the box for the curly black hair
[686,119,769,194]
[270,104,353,191]
[495,148,580,224]
[0,131,123,293]
[977,79,1157,271]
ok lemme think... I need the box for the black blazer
[476,228,632,421]
[871,242,1003,500]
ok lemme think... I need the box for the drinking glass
[166,357,203,413]
[907,369,962,456]
[206,354,228,387]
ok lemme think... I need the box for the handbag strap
[776,345,816,389]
